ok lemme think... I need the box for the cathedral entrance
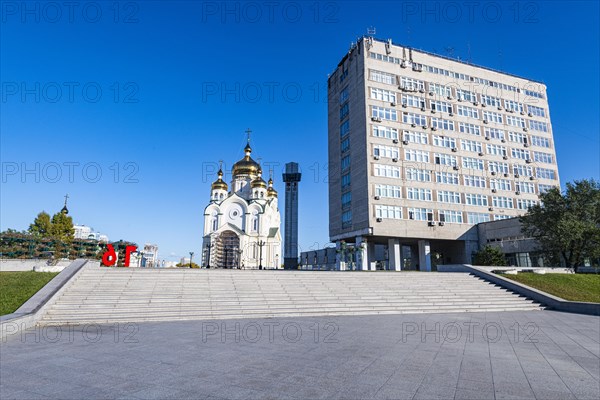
[215,231,240,269]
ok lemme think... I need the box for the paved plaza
[1,310,599,399]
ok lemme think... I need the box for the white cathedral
[202,136,282,269]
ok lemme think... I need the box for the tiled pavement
[1,310,598,399]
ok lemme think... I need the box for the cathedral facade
[202,138,281,269]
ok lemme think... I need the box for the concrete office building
[328,37,559,271]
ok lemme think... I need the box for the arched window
[212,218,218,231]
[252,217,259,232]
[220,193,224,200]
[260,192,264,198]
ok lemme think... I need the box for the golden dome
[251,168,267,188]
[267,177,278,197]
[232,142,260,177]
[211,169,228,191]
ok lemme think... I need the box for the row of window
[373,125,551,149]
[371,105,549,132]
[373,164,558,181]
[375,185,540,205]
[373,148,555,166]
[368,53,545,99]
[374,205,537,224]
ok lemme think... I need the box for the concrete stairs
[39,267,544,325]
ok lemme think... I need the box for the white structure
[202,136,282,269]
[142,243,159,268]
[327,37,560,271]
[74,224,109,243]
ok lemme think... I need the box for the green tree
[521,179,600,272]
[49,212,75,242]
[29,212,52,237]
[473,245,507,266]
[176,262,201,269]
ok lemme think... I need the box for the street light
[258,240,265,270]
[189,251,194,268]
[206,240,213,269]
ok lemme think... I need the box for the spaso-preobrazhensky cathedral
[202,133,281,269]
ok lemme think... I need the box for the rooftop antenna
[367,26,376,36]
[406,26,411,44]
[445,46,455,58]
[467,41,472,63]
[498,49,504,71]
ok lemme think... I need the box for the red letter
[124,245,137,267]
[102,244,117,267]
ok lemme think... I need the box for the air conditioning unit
[523,127,529,132]
[482,103,487,107]
[492,189,497,193]
[514,174,520,178]
[429,91,434,96]
[372,117,382,122]
[421,107,426,112]
[428,221,436,227]
[491,171,497,176]
[431,109,436,114]
[392,158,398,162]
[530,176,535,181]
[452,148,459,153]
[374,196,380,200]
[403,140,409,145]
[515,191,521,195]
[473,102,479,106]
[374,155,380,160]
[488,207,494,212]
[391,102,396,106]
[478,152,484,156]
[526,159,532,164]
[453,166,460,171]
[520,111,525,115]
[411,123,417,127]
[438,221,445,227]
[449,112,454,117]
[422,125,428,129]
[402,103,408,108]
[528,112,533,117]
[431,126,437,131]
[508,109,515,113]
[501,139,506,143]
[503,173,509,178]
[497,106,503,111]
[485,136,491,141]
[447,96,453,100]
[400,61,407,68]
[393,139,399,144]
[524,143,529,148]
[503,156,508,160]
[419,88,425,93]
[376,217,383,222]
[458,98,463,102]
[483,120,489,124]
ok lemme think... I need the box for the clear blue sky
[1,1,599,262]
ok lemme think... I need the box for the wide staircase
[39,266,544,325]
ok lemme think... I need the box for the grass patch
[499,273,600,303]
[0,271,59,315]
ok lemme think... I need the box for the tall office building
[283,162,301,269]
[328,37,559,271]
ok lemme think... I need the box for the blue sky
[1,1,599,262]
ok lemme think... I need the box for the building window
[437,190,461,204]
[527,105,546,118]
[531,135,550,148]
[374,164,401,179]
[461,139,482,153]
[342,210,352,227]
[456,89,477,102]
[432,136,456,149]
[375,184,402,198]
[463,175,487,188]
[372,106,397,121]
[513,164,534,177]
[515,181,536,194]
[371,87,397,103]
[405,168,432,182]
[429,82,451,97]
[486,144,507,157]
[536,167,556,180]
[462,157,485,170]
[341,173,351,188]
[399,76,425,91]
[407,187,432,201]
[430,100,452,113]
[465,193,489,207]
[492,196,514,209]
[488,161,510,174]
[407,208,434,221]
[375,205,403,219]
[435,172,459,185]
[509,131,528,144]
[401,94,426,108]
[340,86,349,104]
[504,99,524,113]
[517,199,538,210]
[506,115,526,128]
[340,120,350,138]
[403,130,428,144]
[431,117,455,131]
[490,179,512,191]
[533,151,554,164]
[459,122,481,136]
[439,210,463,224]
[467,212,490,224]
[341,155,351,171]
[481,94,501,107]
[457,105,479,119]
[511,148,530,160]
[342,192,352,208]
[405,149,430,163]
[369,69,396,85]
[340,102,349,121]
[434,153,458,166]
[374,145,399,159]
[341,137,350,153]
[529,120,548,132]
[373,125,398,139]
[402,112,427,126]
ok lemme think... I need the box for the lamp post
[189,251,194,268]
[205,240,213,269]
[258,240,265,270]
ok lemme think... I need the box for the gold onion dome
[232,142,260,177]
[267,178,278,197]
[251,169,267,188]
[211,169,228,191]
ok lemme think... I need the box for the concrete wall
[0,259,72,272]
